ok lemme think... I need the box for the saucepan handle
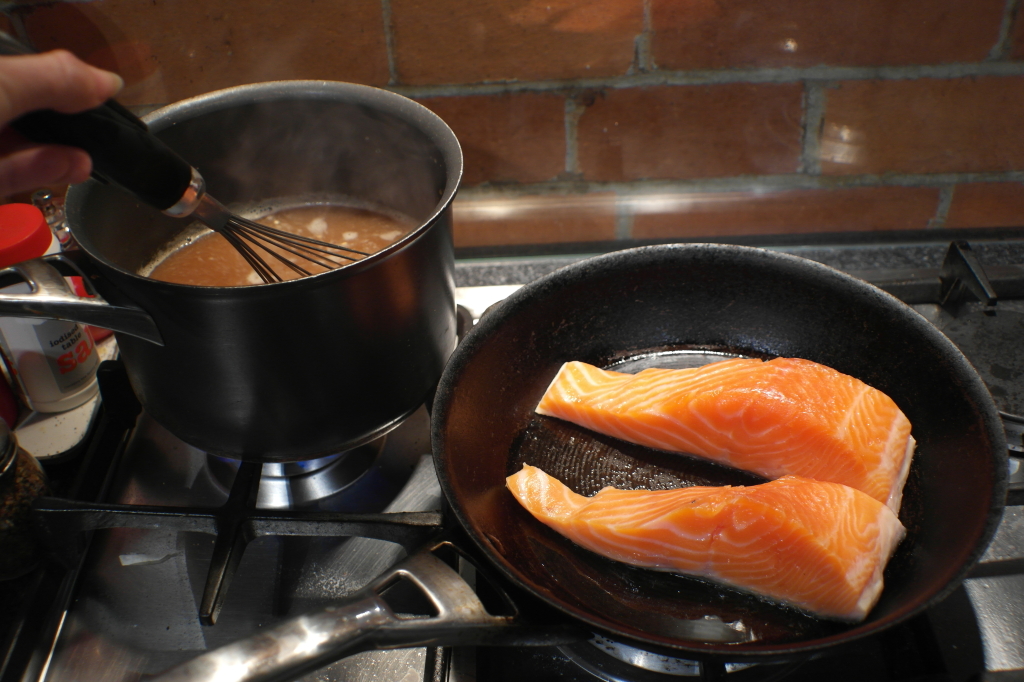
[0,253,162,345]
[152,545,584,682]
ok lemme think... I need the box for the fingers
[0,50,123,197]
[0,145,91,197]
[0,50,123,124]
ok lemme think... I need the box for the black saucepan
[0,81,462,462]
[154,244,1008,681]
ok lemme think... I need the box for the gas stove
[2,233,1023,682]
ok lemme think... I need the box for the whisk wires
[193,195,370,284]
[225,215,369,282]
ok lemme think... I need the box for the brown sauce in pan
[147,205,416,287]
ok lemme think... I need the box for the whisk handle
[12,102,196,212]
[0,31,194,212]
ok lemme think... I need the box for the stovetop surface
[3,234,1024,682]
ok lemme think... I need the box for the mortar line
[800,82,826,176]
[989,0,1021,60]
[381,0,399,86]
[386,61,1024,100]
[635,0,653,73]
[615,200,634,239]
[927,186,956,229]
[563,97,584,176]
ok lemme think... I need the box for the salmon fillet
[536,358,915,513]
[506,465,906,622]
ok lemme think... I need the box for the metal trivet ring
[559,634,805,681]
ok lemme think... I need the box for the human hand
[0,49,123,198]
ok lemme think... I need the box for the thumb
[0,50,124,124]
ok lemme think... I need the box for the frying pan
[154,244,1008,681]
[434,242,1007,656]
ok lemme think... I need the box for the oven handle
[151,540,587,682]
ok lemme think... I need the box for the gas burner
[205,437,386,509]
[558,635,804,681]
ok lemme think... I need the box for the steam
[191,99,445,224]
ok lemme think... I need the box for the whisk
[0,33,367,283]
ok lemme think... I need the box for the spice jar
[0,203,99,412]
[0,420,49,579]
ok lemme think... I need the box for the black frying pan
[155,244,1008,681]
[433,243,1007,657]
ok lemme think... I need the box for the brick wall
[12,0,1024,247]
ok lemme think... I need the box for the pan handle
[0,254,162,345]
[152,541,585,682]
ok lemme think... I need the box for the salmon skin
[536,358,915,513]
[506,465,907,622]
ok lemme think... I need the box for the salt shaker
[0,204,99,412]
[0,420,48,579]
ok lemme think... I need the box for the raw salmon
[506,465,906,622]
[536,358,915,513]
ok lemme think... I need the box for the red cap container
[0,203,51,424]
[0,204,53,267]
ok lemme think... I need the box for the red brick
[652,0,1003,70]
[23,0,390,107]
[945,182,1024,228]
[820,77,1024,176]
[577,84,803,182]
[391,0,642,85]
[631,186,941,238]
[453,193,617,247]
[418,94,566,186]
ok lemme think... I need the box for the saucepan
[152,244,1008,681]
[0,81,462,462]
